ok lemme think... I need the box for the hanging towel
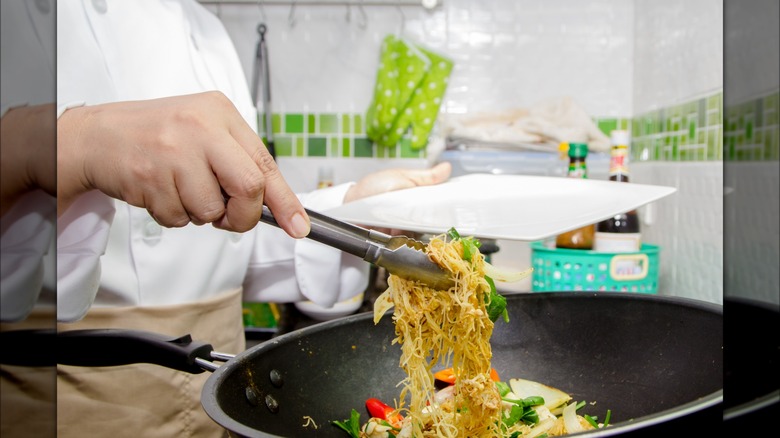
[366,35,453,150]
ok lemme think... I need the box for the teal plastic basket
[530,242,660,294]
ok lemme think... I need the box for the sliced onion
[526,418,556,438]
[373,288,394,324]
[484,262,533,283]
[562,402,584,434]
[509,378,571,410]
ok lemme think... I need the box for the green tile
[308,137,327,157]
[746,120,753,140]
[272,114,282,135]
[354,138,374,158]
[274,136,293,157]
[342,114,352,134]
[399,138,421,158]
[319,114,338,133]
[707,93,721,111]
[342,138,351,157]
[308,114,316,134]
[329,137,339,157]
[619,118,629,130]
[296,137,305,156]
[688,119,697,140]
[597,119,618,136]
[354,114,364,135]
[285,114,304,134]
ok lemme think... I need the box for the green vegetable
[500,396,544,428]
[495,381,511,397]
[485,276,508,323]
[502,396,545,408]
[584,414,599,428]
[502,403,540,427]
[603,409,612,427]
[447,227,481,261]
[447,227,509,323]
[332,409,361,438]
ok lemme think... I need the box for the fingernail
[290,212,310,238]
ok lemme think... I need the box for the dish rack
[530,242,660,294]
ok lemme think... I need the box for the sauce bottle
[555,143,595,249]
[593,130,641,252]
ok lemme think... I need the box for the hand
[0,103,57,216]
[343,162,452,204]
[343,162,452,235]
[57,92,310,237]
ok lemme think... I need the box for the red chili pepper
[365,398,402,424]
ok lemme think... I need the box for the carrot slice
[434,368,500,385]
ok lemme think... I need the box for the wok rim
[202,292,724,437]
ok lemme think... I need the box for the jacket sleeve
[56,190,116,322]
[241,183,371,308]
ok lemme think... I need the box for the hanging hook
[357,1,368,29]
[396,1,406,35]
[288,1,297,28]
[256,0,267,22]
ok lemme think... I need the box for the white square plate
[323,174,676,241]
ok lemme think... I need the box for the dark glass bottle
[594,131,641,252]
[555,143,594,250]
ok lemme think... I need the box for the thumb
[404,162,452,187]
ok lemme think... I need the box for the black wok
[56,292,724,437]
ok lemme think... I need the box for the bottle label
[593,232,641,253]
[608,146,629,177]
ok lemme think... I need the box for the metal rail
[198,0,440,9]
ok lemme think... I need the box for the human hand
[343,162,452,204]
[343,162,452,235]
[0,103,57,217]
[57,92,310,237]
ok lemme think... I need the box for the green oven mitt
[366,35,453,149]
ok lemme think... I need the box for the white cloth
[0,0,57,322]
[56,0,369,322]
[440,96,611,152]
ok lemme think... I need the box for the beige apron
[57,288,245,438]
[0,308,57,438]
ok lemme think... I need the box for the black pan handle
[58,329,214,374]
[0,329,57,366]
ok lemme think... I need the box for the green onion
[495,381,511,397]
[584,414,599,428]
[603,409,612,427]
[484,276,508,323]
[332,409,361,438]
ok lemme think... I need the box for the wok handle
[58,329,215,374]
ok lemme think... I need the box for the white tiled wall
[633,0,723,113]
[632,162,723,303]
[212,0,634,117]
[207,0,727,304]
[723,0,779,306]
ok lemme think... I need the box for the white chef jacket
[0,0,57,323]
[56,0,369,322]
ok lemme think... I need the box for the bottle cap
[568,143,588,158]
[611,130,630,147]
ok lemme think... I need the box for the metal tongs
[260,206,455,290]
